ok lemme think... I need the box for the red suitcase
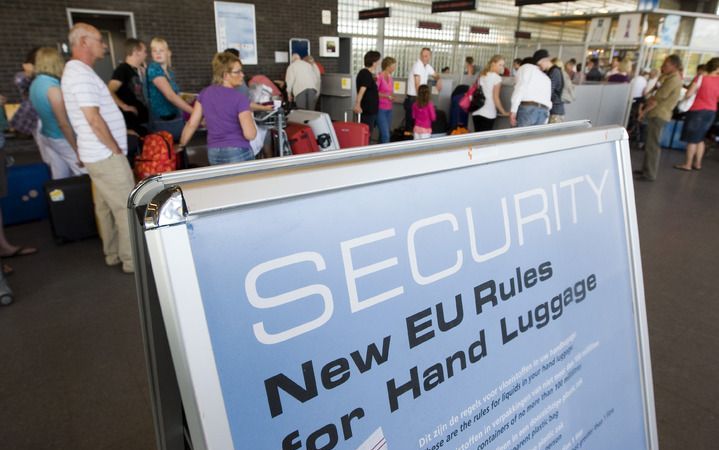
[333,113,370,149]
[285,123,319,154]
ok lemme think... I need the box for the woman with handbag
[674,57,719,172]
[471,55,509,132]
[146,38,193,142]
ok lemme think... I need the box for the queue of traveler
[0,23,317,275]
[354,47,586,139]
[2,23,718,276]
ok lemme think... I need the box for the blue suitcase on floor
[670,120,687,150]
[1,163,51,225]
[660,120,687,151]
[660,121,673,148]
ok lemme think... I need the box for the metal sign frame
[129,122,657,450]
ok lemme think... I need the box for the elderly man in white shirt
[510,49,553,127]
[62,23,135,273]
[404,48,442,131]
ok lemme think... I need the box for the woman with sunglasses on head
[178,52,256,165]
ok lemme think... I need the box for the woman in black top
[353,51,381,135]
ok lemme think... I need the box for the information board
[143,125,656,450]
[214,1,258,65]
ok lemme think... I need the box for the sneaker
[122,264,135,274]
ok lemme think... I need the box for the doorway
[67,9,136,82]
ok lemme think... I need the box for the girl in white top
[472,55,509,132]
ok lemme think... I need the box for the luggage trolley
[254,106,292,157]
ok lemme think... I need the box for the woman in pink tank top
[675,57,719,171]
[376,57,396,144]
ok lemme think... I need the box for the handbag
[677,75,702,113]
[468,83,486,113]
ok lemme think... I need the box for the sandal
[0,246,38,258]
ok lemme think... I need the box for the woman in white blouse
[472,55,510,132]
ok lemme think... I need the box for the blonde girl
[146,37,193,140]
[472,54,509,132]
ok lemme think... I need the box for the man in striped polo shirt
[62,23,135,273]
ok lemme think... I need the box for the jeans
[377,109,393,143]
[516,105,549,127]
[150,115,184,142]
[208,147,254,166]
[683,110,716,143]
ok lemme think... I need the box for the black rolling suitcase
[44,175,98,243]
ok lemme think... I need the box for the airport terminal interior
[1,0,718,449]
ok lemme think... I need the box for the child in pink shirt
[412,84,436,139]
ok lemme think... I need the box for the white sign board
[614,14,642,45]
[588,17,611,43]
[214,2,258,65]
[138,124,658,450]
[690,18,719,51]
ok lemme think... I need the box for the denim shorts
[207,147,254,166]
[681,110,716,144]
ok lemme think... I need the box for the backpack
[134,131,177,180]
[560,69,576,103]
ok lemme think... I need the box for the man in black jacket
[546,60,565,123]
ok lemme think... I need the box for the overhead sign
[515,31,532,39]
[515,0,576,5]
[418,21,443,30]
[470,26,490,35]
[359,7,390,20]
[144,126,657,450]
[431,0,476,13]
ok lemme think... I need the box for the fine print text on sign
[187,142,648,450]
